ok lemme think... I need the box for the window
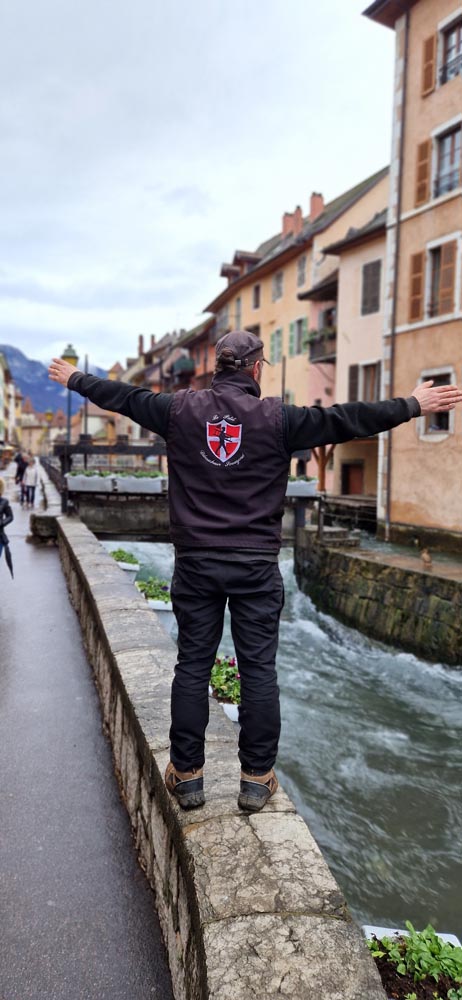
[272,271,284,302]
[421,372,453,435]
[428,241,457,316]
[196,347,201,366]
[217,305,229,335]
[252,284,261,309]
[361,260,382,315]
[270,328,283,363]
[235,296,242,329]
[289,318,308,356]
[348,362,381,403]
[297,255,306,288]
[440,20,462,84]
[435,126,461,197]
[362,362,381,403]
[318,306,336,331]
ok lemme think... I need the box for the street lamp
[44,408,53,456]
[61,344,79,448]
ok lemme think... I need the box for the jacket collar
[210,370,261,398]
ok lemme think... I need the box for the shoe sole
[174,790,205,810]
[237,792,272,812]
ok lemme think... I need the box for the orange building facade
[365,0,462,544]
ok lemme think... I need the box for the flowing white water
[105,541,462,937]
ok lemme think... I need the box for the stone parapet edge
[57,515,386,1000]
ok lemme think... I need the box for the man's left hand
[49,358,82,387]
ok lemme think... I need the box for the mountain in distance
[0,344,108,415]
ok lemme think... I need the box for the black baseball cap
[215,330,269,368]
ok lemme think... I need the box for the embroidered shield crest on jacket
[206,421,242,463]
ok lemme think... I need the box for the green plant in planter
[137,577,171,603]
[210,654,240,704]
[110,548,139,565]
[368,921,462,994]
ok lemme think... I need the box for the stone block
[204,914,386,1000]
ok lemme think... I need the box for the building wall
[332,232,387,495]
[380,0,462,534]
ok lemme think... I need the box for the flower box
[362,925,461,947]
[116,561,140,582]
[65,474,167,494]
[113,476,167,495]
[66,474,114,493]
[285,479,318,498]
[208,686,240,723]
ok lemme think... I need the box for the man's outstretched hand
[412,380,462,415]
[49,357,82,387]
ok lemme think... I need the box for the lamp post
[44,408,53,456]
[61,344,79,477]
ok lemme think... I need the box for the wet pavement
[0,480,173,1000]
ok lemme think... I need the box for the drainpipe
[385,6,410,542]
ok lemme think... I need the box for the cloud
[0,0,394,368]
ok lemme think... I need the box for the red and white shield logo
[206,421,242,463]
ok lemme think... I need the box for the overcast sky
[1,0,395,371]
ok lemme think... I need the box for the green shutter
[288,322,295,357]
[302,317,309,351]
[270,332,275,364]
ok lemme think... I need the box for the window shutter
[302,317,308,350]
[422,35,437,96]
[270,332,275,364]
[415,140,431,207]
[409,252,425,323]
[348,365,359,403]
[289,322,295,357]
[375,361,382,402]
[439,240,457,314]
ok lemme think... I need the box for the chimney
[282,205,304,238]
[138,334,144,357]
[293,206,303,236]
[310,192,324,222]
[282,212,294,237]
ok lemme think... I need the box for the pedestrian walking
[14,452,28,506]
[49,332,462,812]
[0,478,14,577]
[23,458,39,509]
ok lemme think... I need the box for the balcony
[434,168,461,198]
[439,52,462,85]
[171,356,195,375]
[308,328,337,364]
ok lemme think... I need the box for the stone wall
[57,515,387,1000]
[295,529,462,666]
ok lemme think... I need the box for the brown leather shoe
[165,762,205,810]
[238,769,278,812]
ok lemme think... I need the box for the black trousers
[170,555,284,774]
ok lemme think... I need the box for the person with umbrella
[0,478,14,578]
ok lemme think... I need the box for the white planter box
[286,480,318,498]
[66,474,114,493]
[208,686,240,722]
[113,476,167,494]
[147,598,173,612]
[66,474,167,494]
[115,561,140,583]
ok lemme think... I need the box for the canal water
[104,541,462,939]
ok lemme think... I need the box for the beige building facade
[365,0,462,543]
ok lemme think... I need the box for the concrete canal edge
[295,528,462,666]
[55,515,387,1000]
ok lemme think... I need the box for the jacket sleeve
[284,396,421,453]
[0,501,13,528]
[68,372,173,438]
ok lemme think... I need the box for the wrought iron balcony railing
[307,328,337,363]
[434,168,461,198]
[439,52,462,84]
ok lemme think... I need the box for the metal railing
[308,329,337,363]
[434,168,461,198]
[439,52,462,85]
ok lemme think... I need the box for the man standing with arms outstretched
[49,331,462,812]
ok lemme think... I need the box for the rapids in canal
[105,541,462,938]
